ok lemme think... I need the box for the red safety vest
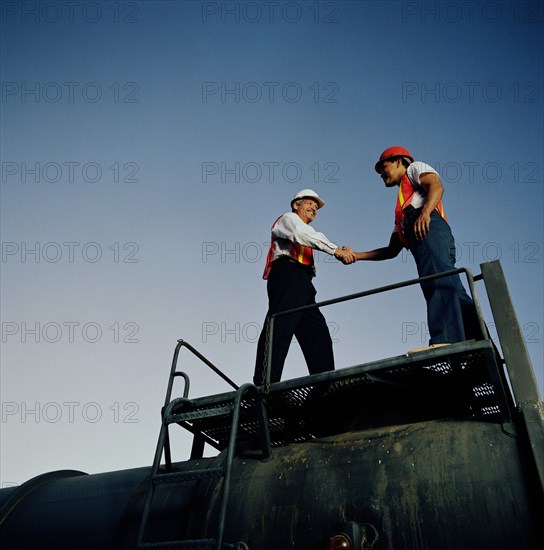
[262,216,314,280]
[395,172,447,248]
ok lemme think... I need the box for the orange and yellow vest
[262,216,314,280]
[395,172,447,248]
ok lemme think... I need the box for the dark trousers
[253,258,335,385]
[405,211,481,344]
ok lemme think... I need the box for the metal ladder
[136,340,270,550]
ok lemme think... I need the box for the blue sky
[1,0,543,485]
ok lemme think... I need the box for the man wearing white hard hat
[253,189,355,385]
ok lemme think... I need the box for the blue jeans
[405,212,479,344]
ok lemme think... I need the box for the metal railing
[264,267,489,388]
[173,339,239,391]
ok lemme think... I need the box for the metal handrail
[136,342,241,548]
[264,267,490,387]
[215,383,260,550]
[175,339,239,391]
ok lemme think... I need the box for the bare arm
[353,232,403,261]
[413,172,444,240]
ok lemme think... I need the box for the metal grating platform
[171,339,510,452]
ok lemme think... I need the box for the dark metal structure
[1,260,542,549]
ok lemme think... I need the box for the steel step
[164,403,234,425]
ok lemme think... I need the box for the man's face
[379,158,405,187]
[294,198,319,224]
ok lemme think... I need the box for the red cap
[375,146,414,173]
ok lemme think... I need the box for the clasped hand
[334,246,356,265]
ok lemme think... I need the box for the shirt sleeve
[272,212,338,255]
[407,161,439,186]
[405,161,440,210]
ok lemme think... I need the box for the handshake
[334,246,357,265]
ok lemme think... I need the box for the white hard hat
[290,188,325,209]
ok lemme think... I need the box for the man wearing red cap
[350,147,479,348]
[254,189,355,385]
